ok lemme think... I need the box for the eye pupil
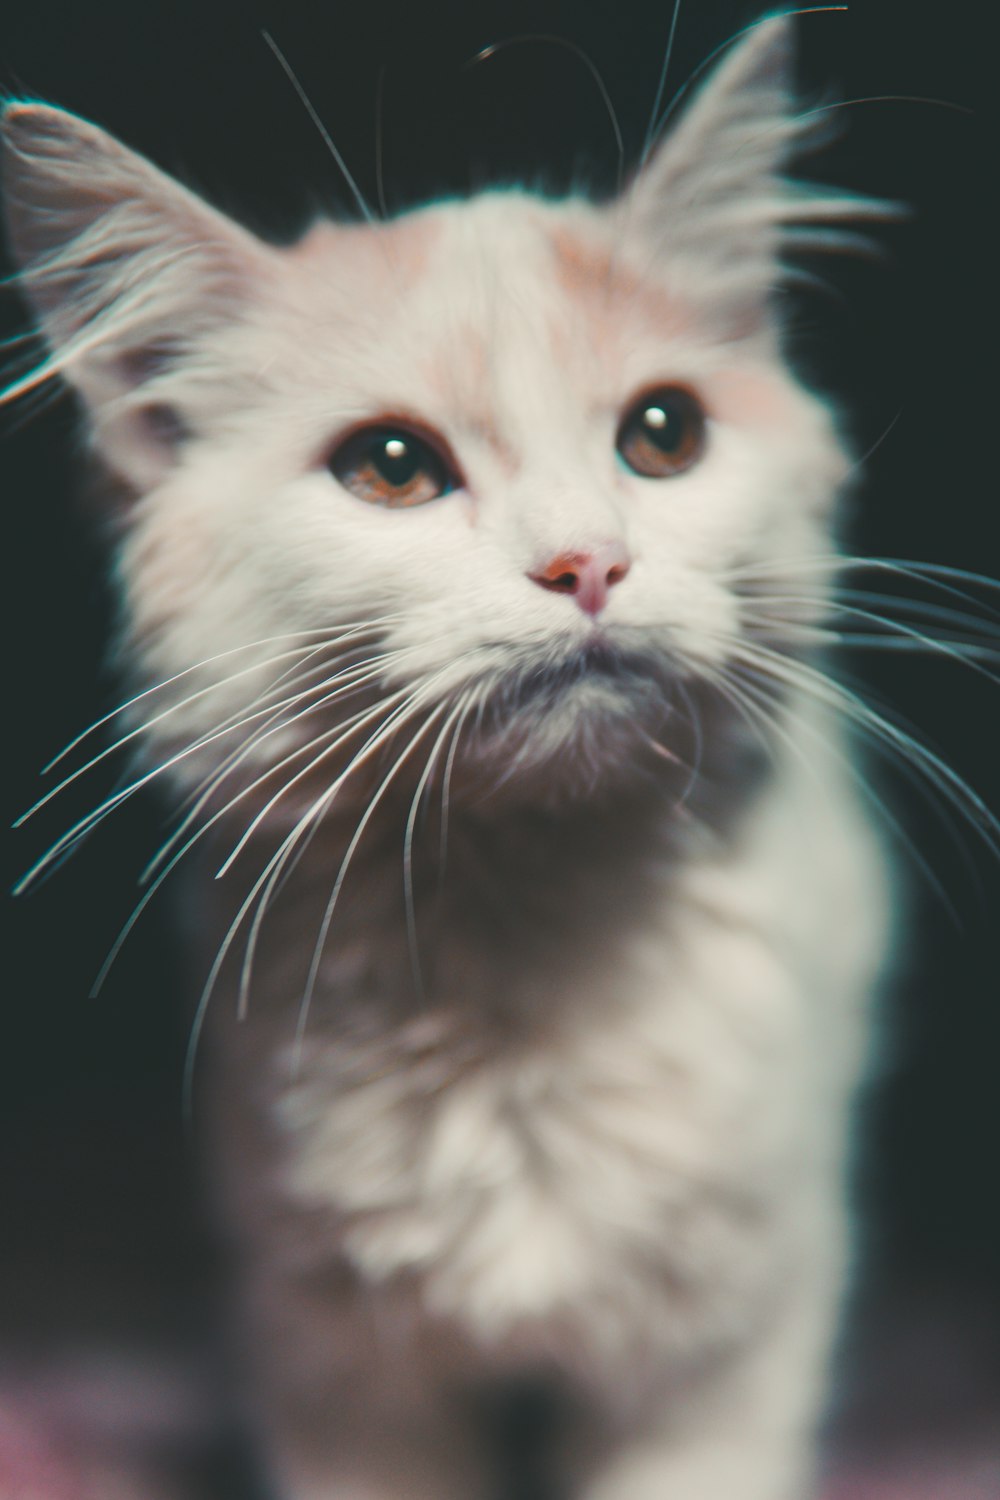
[642,404,681,452]
[617,386,705,478]
[376,435,418,484]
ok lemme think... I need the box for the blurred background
[1,2,996,1496]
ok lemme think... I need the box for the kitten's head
[1,16,883,815]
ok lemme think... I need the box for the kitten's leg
[579,1247,842,1500]
[245,1267,488,1500]
[264,1401,482,1500]
[259,1372,488,1500]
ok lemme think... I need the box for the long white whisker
[703,660,797,780]
[17,683,356,894]
[194,670,458,1042]
[730,639,1000,858]
[233,684,440,1019]
[90,690,410,997]
[439,685,483,876]
[402,693,473,1003]
[292,696,453,1072]
[728,555,1000,617]
[213,657,427,880]
[670,677,704,806]
[19,642,340,825]
[749,584,1000,641]
[640,0,684,169]
[181,680,450,1114]
[38,620,402,775]
[149,657,406,885]
[262,31,377,226]
[167,644,407,832]
[726,657,963,915]
[743,595,1000,669]
[17,643,412,895]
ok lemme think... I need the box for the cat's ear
[625,15,887,332]
[1,102,271,489]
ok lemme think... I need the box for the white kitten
[3,16,898,1499]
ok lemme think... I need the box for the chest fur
[244,744,888,1369]
[275,898,828,1364]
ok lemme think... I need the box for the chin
[458,648,682,808]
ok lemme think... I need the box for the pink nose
[529,542,631,618]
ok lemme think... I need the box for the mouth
[448,630,690,807]
[451,628,769,812]
[517,628,667,692]
[577,633,643,675]
[473,630,672,744]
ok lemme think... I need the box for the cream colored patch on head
[278,211,445,353]
[289,211,439,284]
[420,325,498,442]
[547,225,695,342]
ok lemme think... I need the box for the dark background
[1,0,996,1492]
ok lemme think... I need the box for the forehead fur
[261,191,713,463]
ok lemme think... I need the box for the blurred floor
[1,1286,997,1500]
[0,1113,997,1500]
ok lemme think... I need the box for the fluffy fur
[3,16,900,1499]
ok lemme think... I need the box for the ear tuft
[3,102,140,272]
[625,14,900,332]
[2,101,269,487]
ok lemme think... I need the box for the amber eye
[328,425,457,507]
[616,386,705,478]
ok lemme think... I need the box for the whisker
[826,587,1000,639]
[438,683,483,878]
[168,641,405,826]
[262,30,377,225]
[740,596,1000,676]
[181,679,450,1114]
[648,7,850,144]
[17,680,365,894]
[214,662,419,879]
[374,64,389,220]
[39,620,401,775]
[402,692,474,1003]
[204,667,461,1033]
[461,35,624,192]
[90,691,408,997]
[639,0,684,170]
[720,657,960,917]
[227,679,455,1029]
[843,407,904,478]
[670,677,704,807]
[705,659,800,780]
[234,683,436,1020]
[727,555,1000,617]
[730,639,1000,859]
[292,693,455,1072]
[17,635,411,895]
[20,642,334,825]
[804,94,974,121]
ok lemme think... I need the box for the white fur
[3,16,896,1499]
[280,744,885,1358]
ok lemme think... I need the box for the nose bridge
[510,467,628,569]
[504,466,634,619]
[483,269,627,559]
